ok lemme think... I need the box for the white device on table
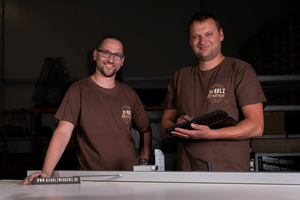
[133,149,165,171]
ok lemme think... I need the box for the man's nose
[107,55,114,62]
[198,36,205,44]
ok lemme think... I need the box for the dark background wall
[4,0,200,80]
[1,0,300,109]
[1,0,300,177]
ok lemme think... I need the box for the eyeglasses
[96,49,124,61]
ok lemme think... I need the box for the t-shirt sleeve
[131,91,151,134]
[54,84,81,126]
[161,71,178,110]
[235,64,267,108]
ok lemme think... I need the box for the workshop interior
[0,0,300,180]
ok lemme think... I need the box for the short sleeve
[161,71,179,109]
[54,84,81,126]
[235,64,267,108]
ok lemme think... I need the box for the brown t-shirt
[55,77,151,171]
[162,57,267,171]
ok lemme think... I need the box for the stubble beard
[195,46,220,62]
[97,63,118,78]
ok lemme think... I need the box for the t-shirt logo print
[207,83,225,103]
[121,105,132,123]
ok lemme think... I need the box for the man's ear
[120,56,125,66]
[92,49,97,61]
[220,28,224,41]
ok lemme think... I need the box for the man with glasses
[20,36,152,185]
[161,12,267,171]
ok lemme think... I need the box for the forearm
[41,128,72,175]
[208,117,264,140]
[216,103,264,140]
[161,118,176,136]
[139,131,152,162]
[173,103,264,140]
[161,109,178,137]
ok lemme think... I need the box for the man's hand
[19,172,51,186]
[171,123,216,140]
[176,113,194,124]
[170,112,220,140]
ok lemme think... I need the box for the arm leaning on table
[19,120,74,186]
[138,130,152,165]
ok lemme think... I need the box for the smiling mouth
[104,63,114,69]
[198,46,210,50]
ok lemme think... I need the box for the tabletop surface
[1,179,300,200]
[1,170,300,200]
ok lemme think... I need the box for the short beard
[97,65,117,78]
[196,49,220,62]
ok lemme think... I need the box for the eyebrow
[102,49,123,55]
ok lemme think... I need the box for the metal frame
[28,170,300,185]
[254,152,300,172]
